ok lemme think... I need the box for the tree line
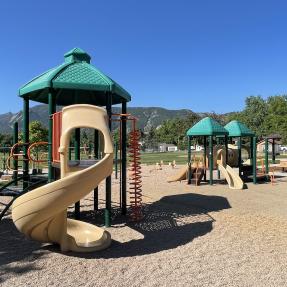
[143,95,287,150]
[0,95,286,149]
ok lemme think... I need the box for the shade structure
[19,48,131,106]
[265,133,282,140]
[186,117,228,136]
[224,120,255,137]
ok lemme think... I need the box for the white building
[158,143,178,152]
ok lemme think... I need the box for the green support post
[252,136,257,184]
[94,129,99,211]
[265,137,269,178]
[250,136,253,162]
[216,137,220,179]
[209,136,213,185]
[3,147,6,172]
[121,101,127,216]
[1,148,3,171]
[69,146,72,160]
[238,137,242,177]
[74,128,81,219]
[203,136,207,182]
[272,139,275,164]
[187,136,191,184]
[23,98,29,189]
[48,91,56,182]
[13,122,18,184]
[105,93,112,227]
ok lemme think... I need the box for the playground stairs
[189,167,204,186]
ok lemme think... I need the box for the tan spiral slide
[12,105,113,252]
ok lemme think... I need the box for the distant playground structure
[168,117,278,189]
[0,48,143,252]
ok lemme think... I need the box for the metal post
[105,93,112,227]
[187,136,191,184]
[48,91,56,182]
[2,147,5,171]
[265,137,269,177]
[203,136,207,181]
[13,122,18,184]
[69,146,72,160]
[253,136,257,184]
[238,137,242,177]
[250,136,253,162]
[115,142,118,179]
[74,128,81,219]
[272,138,275,164]
[94,129,99,211]
[209,136,213,185]
[121,101,127,216]
[23,98,29,189]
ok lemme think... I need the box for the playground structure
[0,48,143,232]
[168,117,275,189]
[12,105,112,252]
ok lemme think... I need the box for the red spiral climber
[128,124,143,221]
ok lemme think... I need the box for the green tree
[0,133,13,146]
[112,128,120,144]
[227,96,268,136]
[29,121,48,143]
[19,121,48,143]
[144,126,158,150]
[155,112,200,150]
[264,95,287,143]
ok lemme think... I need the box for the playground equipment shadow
[47,192,230,258]
[0,192,230,279]
[0,218,44,283]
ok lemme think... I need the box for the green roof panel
[19,48,131,106]
[186,117,228,136]
[224,120,255,137]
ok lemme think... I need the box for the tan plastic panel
[12,105,113,252]
[167,165,188,182]
[218,164,244,190]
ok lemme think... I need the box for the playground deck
[1,165,287,286]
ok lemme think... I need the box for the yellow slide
[12,105,113,252]
[218,164,244,190]
[167,165,188,182]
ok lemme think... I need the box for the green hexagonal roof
[19,48,131,106]
[224,120,254,137]
[186,117,228,136]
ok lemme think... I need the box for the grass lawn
[140,151,202,165]
[1,149,287,171]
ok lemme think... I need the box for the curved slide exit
[12,105,113,252]
[218,164,244,190]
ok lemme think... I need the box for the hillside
[0,105,195,134]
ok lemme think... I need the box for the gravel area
[1,165,287,286]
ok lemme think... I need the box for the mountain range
[0,105,196,134]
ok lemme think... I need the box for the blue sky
[0,0,287,114]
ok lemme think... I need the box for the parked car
[280,146,287,152]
